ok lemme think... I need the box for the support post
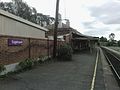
[53,0,60,58]
[28,38,31,58]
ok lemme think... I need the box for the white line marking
[90,50,99,90]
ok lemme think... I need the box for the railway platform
[99,47,120,90]
[0,47,119,90]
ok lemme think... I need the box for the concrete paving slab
[0,51,96,90]
[1,49,116,90]
[94,50,105,90]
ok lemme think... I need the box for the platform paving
[94,51,105,90]
[0,49,118,90]
[99,48,120,90]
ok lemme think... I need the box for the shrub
[57,44,73,61]
[0,65,6,73]
[18,58,34,71]
[118,40,120,47]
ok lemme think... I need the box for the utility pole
[53,0,60,58]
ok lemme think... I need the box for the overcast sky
[1,0,120,40]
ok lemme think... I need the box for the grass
[108,46,120,52]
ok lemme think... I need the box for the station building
[0,9,49,65]
[46,13,99,52]
[0,10,98,74]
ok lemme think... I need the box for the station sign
[8,39,23,46]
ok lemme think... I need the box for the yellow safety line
[90,49,99,90]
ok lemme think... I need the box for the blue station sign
[8,39,23,46]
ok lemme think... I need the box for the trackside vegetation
[57,44,73,61]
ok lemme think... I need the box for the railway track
[102,48,120,86]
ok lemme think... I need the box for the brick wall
[30,38,48,59]
[0,36,65,65]
[0,36,29,65]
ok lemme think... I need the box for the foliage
[18,58,34,71]
[106,42,113,46]
[109,33,115,41]
[118,40,120,47]
[100,36,107,42]
[106,40,117,46]
[57,44,73,61]
[0,0,55,26]
[0,65,6,73]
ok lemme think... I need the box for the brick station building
[0,10,98,74]
[46,14,99,52]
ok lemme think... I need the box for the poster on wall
[8,39,23,46]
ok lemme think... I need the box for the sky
[1,0,120,40]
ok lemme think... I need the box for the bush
[0,65,6,73]
[18,58,34,71]
[57,44,73,61]
[118,40,120,47]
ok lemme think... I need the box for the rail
[102,47,120,86]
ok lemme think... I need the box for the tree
[0,2,5,10]
[12,0,32,20]
[30,7,37,24]
[109,33,115,41]
[5,2,15,14]
[36,13,55,27]
[0,0,55,27]
[118,40,120,47]
[100,36,107,42]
